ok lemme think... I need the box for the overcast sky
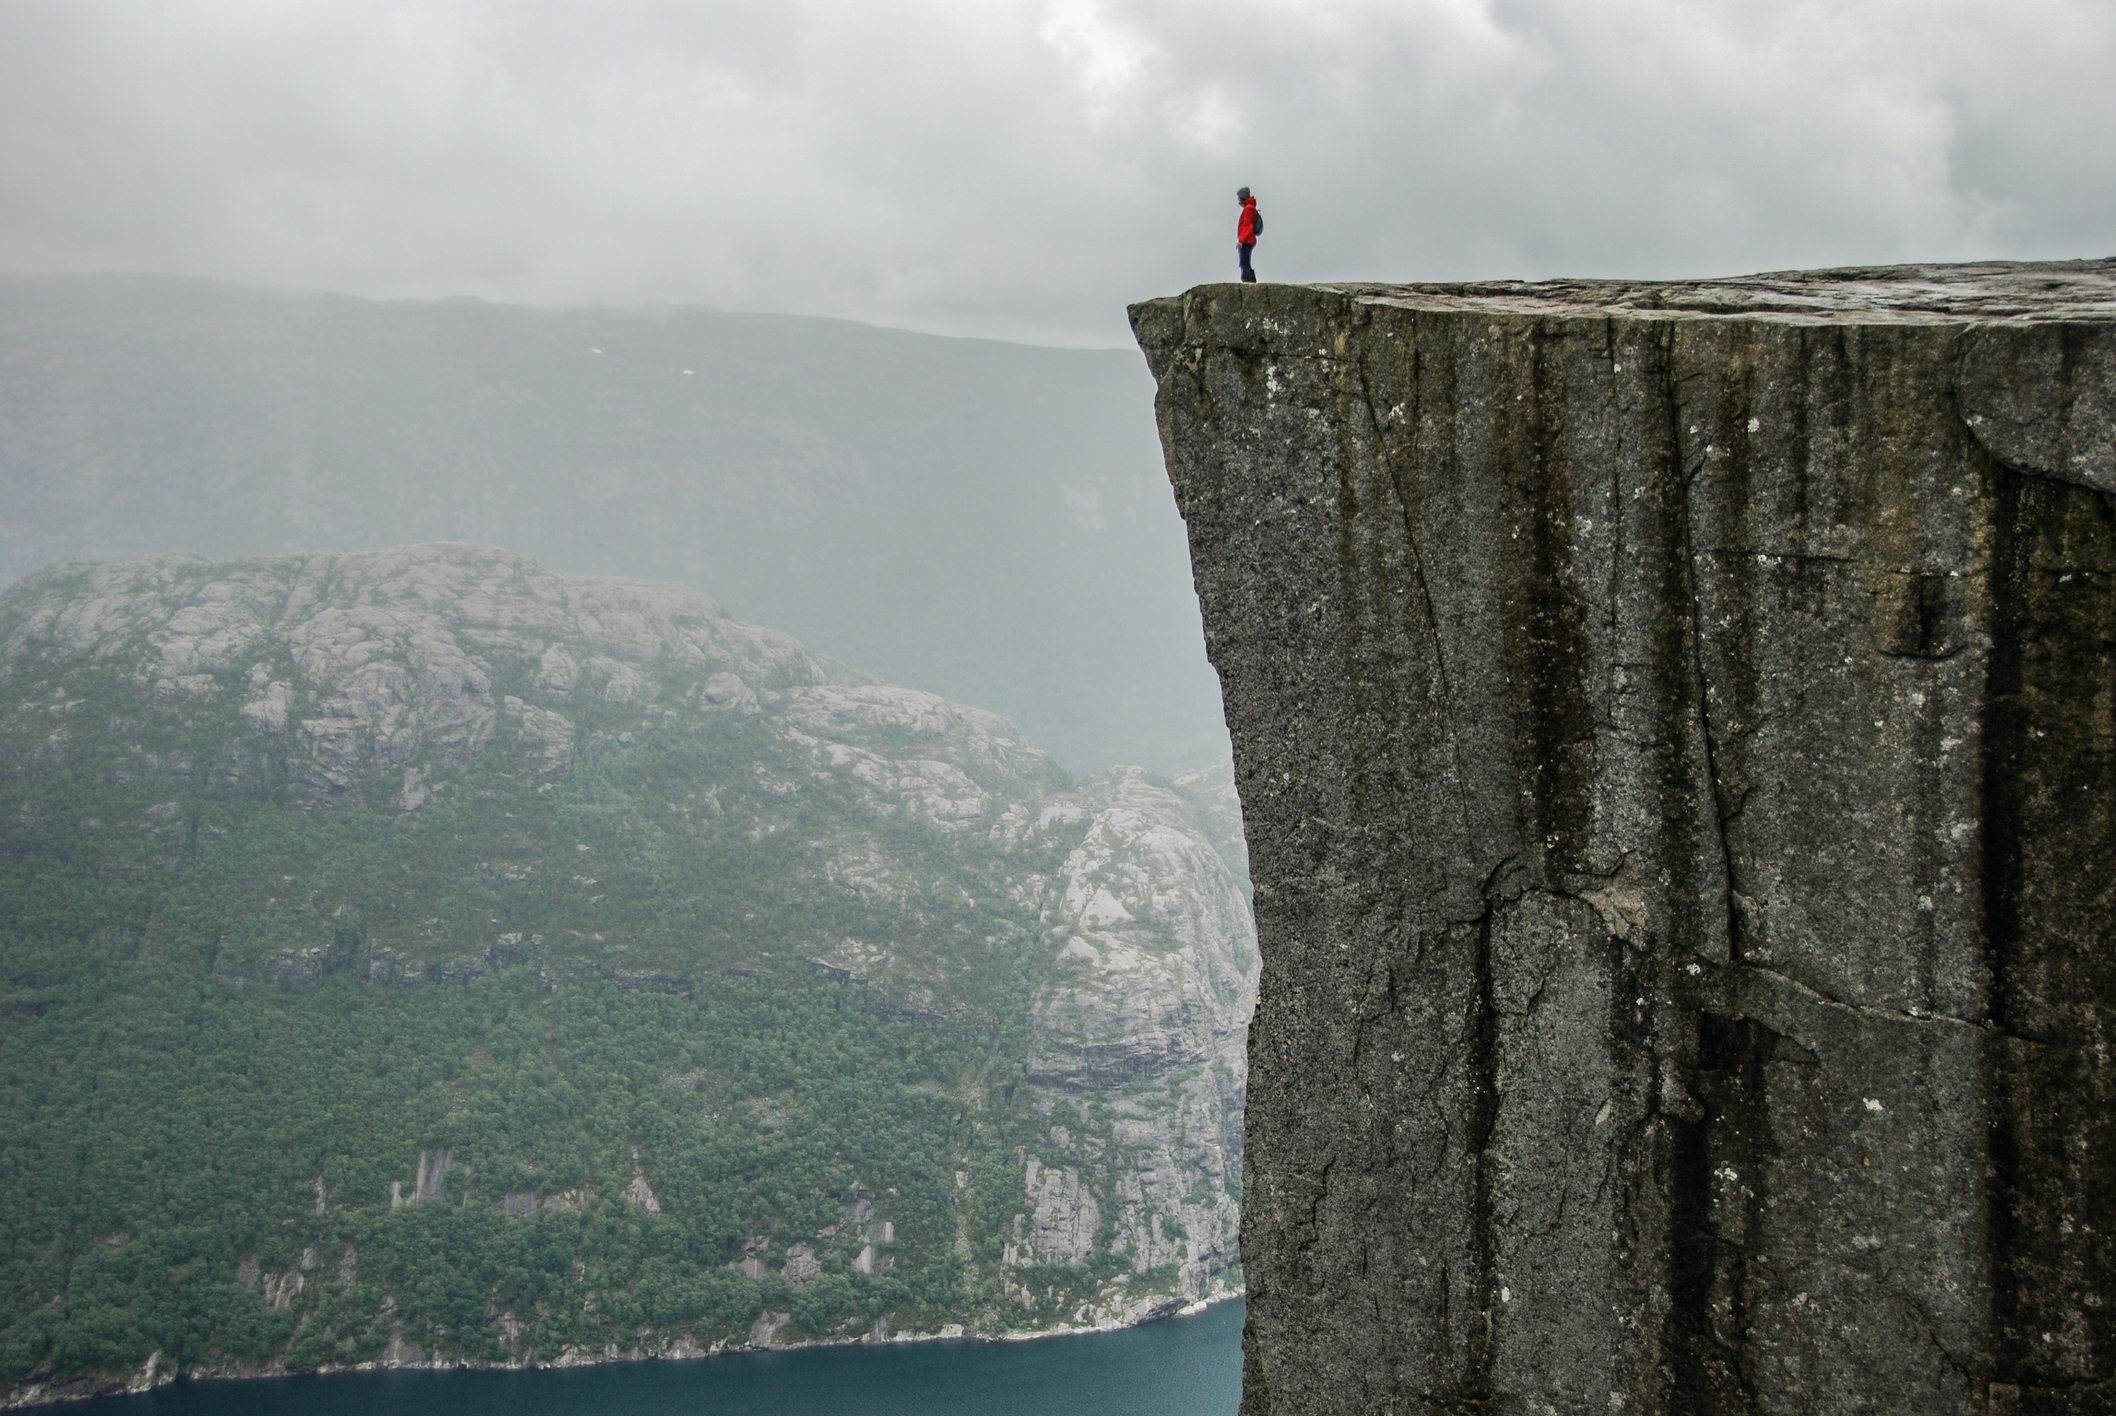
[3,0,2112,346]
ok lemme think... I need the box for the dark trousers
[1238,243,1256,283]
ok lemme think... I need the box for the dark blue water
[75,1301,1242,1416]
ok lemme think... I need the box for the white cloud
[1172,85,1240,149]
[1042,0,1159,121]
[1059,482,1109,530]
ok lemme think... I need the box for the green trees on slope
[0,948,1008,1382]
[0,689,1079,1389]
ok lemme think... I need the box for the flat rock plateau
[1133,262,2115,1415]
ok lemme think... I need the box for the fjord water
[74,1302,1241,1416]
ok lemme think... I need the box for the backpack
[1252,207,1264,237]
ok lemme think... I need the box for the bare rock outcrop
[0,543,832,799]
[1133,264,2116,1415]
[1009,765,1255,1318]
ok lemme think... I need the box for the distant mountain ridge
[0,271,1226,776]
[0,545,1251,1401]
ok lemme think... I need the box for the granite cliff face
[1133,265,2115,1415]
[1013,763,1251,1309]
[0,545,1250,1398]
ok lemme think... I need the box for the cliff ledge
[1133,263,2115,1415]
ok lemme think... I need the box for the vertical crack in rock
[1666,320,1767,1414]
[1980,440,2039,1391]
[1133,264,2116,1416]
[1464,904,1500,1405]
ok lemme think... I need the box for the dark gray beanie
[1237,187,1251,199]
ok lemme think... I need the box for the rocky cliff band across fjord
[1133,264,2115,1415]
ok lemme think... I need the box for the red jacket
[1237,197,1259,245]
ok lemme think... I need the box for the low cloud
[1,0,2109,345]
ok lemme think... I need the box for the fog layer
[0,273,1221,776]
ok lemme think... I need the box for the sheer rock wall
[1131,264,2116,1415]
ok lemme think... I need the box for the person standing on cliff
[1236,187,1261,283]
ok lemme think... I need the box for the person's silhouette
[1236,188,1260,283]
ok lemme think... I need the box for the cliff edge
[1132,263,2115,1415]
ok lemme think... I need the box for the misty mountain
[0,272,1223,776]
[0,545,1251,1393]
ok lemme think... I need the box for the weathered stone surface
[1132,263,2116,1415]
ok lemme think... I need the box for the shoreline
[3,1293,1243,1410]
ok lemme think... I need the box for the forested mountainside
[0,545,1253,1404]
[0,272,1224,777]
